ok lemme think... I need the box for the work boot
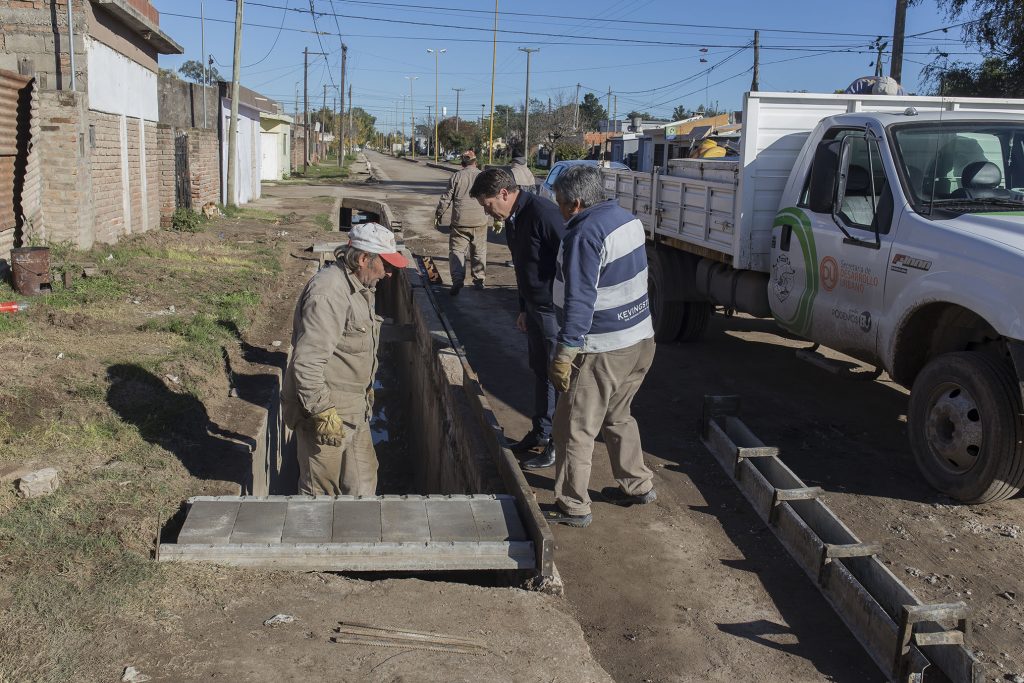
[521,440,555,469]
[544,506,592,528]
[600,486,657,507]
[473,280,485,291]
[449,281,463,296]
[509,431,549,453]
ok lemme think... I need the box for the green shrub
[554,141,587,161]
[170,208,205,233]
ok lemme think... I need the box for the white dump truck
[601,91,1024,503]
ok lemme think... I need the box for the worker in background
[435,150,489,295]
[281,223,407,496]
[470,167,566,470]
[509,154,537,194]
[690,138,727,159]
[844,75,906,96]
[546,165,657,528]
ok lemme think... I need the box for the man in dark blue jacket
[471,167,565,469]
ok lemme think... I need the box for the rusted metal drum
[10,247,51,295]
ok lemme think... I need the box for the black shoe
[473,281,484,291]
[521,440,555,469]
[510,432,549,453]
[544,508,592,528]
[600,486,657,507]
[449,282,463,296]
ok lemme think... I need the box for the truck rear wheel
[908,352,1024,503]
[677,302,712,342]
[647,249,684,342]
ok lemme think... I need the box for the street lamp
[427,48,446,162]
[404,75,419,158]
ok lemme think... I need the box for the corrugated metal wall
[0,69,32,256]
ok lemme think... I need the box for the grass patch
[43,275,129,310]
[219,205,280,222]
[289,161,350,182]
[314,213,333,231]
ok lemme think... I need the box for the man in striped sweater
[547,165,657,528]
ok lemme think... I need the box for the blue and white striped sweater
[553,200,654,353]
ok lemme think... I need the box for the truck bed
[603,91,1024,273]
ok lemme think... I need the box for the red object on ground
[0,301,28,314]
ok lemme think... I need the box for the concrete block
[6,33,45,54]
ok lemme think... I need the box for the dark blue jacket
[507,190,566,311]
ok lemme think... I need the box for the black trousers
[524,301,559,439]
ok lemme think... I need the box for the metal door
[174,130,191,210]
[0,69,32,252]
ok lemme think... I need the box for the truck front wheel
[647,249,684,342]
[908,352,1024,503]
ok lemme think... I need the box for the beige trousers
[296,416,377,496]
[449,226,487,285]
[553,337,656,515]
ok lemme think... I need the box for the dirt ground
[361,151,1024,682]
[0,164,612,682]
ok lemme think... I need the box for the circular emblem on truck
[820,256,839,292]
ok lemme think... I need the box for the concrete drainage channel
[157,196,557,590]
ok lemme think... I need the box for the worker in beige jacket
[435,150,489,295]
[281,222,408,496]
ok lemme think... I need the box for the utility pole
[573,82,581,130]
[890,0,908,83]
[452,87,464,131]
[348,83,353,156]
[480,103,485,126]
[606,87,612,131]
[427,48,446,162]
[303,47,327,173]
[226,0,243,207]
[613,95,617,129]
[872,37,888,77]
[751,30,760,92]
[322,83,328,160]
[339,43,347,165]
[488,0,499,163]
[201,0,207,127]
[519,47,539,159]
[405,76,418,158]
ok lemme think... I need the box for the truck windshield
[890,122,1024,214]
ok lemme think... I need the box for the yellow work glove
[310,407,345,447]
[548,345,580,393]
[434,215,442,228]
[492,219,504,234]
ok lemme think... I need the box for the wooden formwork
[701,395,981,683]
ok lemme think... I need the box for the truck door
[770,128,895,362]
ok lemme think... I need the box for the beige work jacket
[282,264,381,427]
[435,165,487,228]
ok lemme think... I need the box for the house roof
[89,0,183,54]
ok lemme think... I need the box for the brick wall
[144,119,158,230]
[33,89,92,246]
[0,0,88,93]
[188,126,218,207]
[89,110,123,243]
[156,123,173,227]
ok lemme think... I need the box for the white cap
[346,222,408,268]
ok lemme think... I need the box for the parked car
[538,159,629,203]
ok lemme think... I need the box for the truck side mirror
[808,140,842,214]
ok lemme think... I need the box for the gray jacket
[435,165,488,228]
[282,263,381,427]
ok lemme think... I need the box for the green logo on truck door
[772,208,818,337]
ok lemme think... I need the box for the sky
[151,0,985,133]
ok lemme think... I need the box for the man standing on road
[546,165,657,528]
[471,167,565,469]
[509,154,537,194]
[281,223,408,496]
[435,150,489,295]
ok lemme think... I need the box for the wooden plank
[177,501,240,544]
[381,498,429,542]
[282,501,334,543]
[332,499,382,543]
[426,498,479,542]
[159,540,536,571]
[230,501,287,543]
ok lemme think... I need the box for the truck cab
[769,110,1024,503]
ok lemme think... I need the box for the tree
[924,0,1024,96]
[577,92,607,131]
[671,104,689,121]
[178,59,221,84]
